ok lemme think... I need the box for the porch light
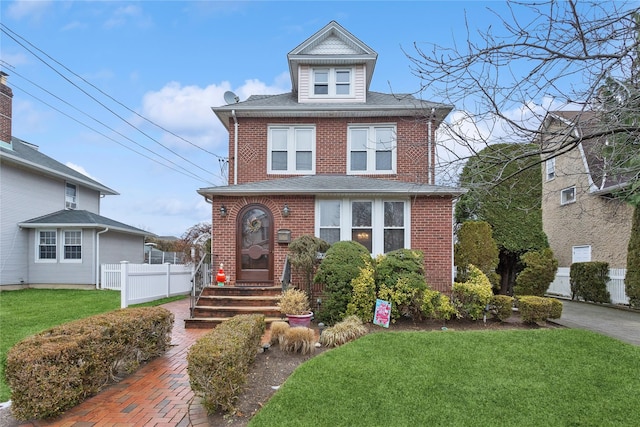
[282,204,291,217]
[219,205,228,217]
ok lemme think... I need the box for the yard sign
[373,299,391,328]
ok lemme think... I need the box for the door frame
[235,203,274,284]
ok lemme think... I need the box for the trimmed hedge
[570,262,611,304]
[518,296,563,324]
[490,295,514,321]
[187,314,265,414]
[6,307,174,420]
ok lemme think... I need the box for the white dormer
[287,21,378,104]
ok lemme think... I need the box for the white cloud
[104,4,152,29]
[6,0,53,20]
[65,162,100,182]
[138,77,288,150]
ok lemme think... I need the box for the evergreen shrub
[6,307,173,420]
[314,241,372,324]
[514,248,558,296]
[377,272,428,322]
[187,314,265,414]
[345,260,377,323]
[517,296,562,324]
[451,265,493,320]
[570,262,611,304]
[625,206,640,308]
[490,295,514,321]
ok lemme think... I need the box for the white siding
[298,64,366,103]
[1,162,106,286]
[100,232,145,264]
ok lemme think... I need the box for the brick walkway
[18,299,211,427]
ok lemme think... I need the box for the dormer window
[65,183,77,210]
[312,68,352,97]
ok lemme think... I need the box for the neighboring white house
[0,72,151,289]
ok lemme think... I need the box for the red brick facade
[228,117,435,185]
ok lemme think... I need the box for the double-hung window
[317,199,408,255]
[268,126,315,174]
[312,68,352,97]
[545,158,556,181]
[63,230,82,261]
[348,125,396,174]
[38,230,57,262]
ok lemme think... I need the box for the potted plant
[278,287,313,327]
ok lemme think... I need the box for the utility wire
[10,81,219,184]
[0,24,223,179]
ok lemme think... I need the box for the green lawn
[249,329,640,427]
[0,289,186,402]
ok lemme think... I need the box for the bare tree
[408,0,640,203]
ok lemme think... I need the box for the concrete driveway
[551,299,640,346]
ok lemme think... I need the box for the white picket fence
[101,262,199,308]
[547,267,629,305]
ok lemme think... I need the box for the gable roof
[213,91,453,130]
[198,175,465,198]
[543,111,633,194]
[19,209,152,236]
[1,137,118,196]
[287,21,378,93]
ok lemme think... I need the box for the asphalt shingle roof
[1,137,118,195]
[19,210,152,236]
[198,175,465,197]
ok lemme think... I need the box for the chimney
[0,72,13,144]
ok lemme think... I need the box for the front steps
[184,285,284,329]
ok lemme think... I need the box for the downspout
[96,227,109,289]
[232,109,238,185]
[428,108,435,185]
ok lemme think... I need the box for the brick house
[197,21,464,296]
[540,111,634,270]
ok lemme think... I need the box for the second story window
[268,126,315,174]
[348,125,397,174]
[313,68,352,97]
[65,183,77,209]
[546,158,556,180]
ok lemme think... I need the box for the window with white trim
[268,126,315,174]
[572,245,591,263]
[38,230,57,261]
[316,198,408,255]
[545,158,555,180]
[561,186,576,205]
[348,125,397,174]
[312,67,352,97]
[63,230,82,261]
[65,183,77,209]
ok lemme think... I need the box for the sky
[0,0,556,237]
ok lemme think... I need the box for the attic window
[312,68,352,97]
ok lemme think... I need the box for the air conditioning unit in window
[66,201,77,210]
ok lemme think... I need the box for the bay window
[316,198,408,255]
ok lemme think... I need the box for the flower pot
[286,311,314,328]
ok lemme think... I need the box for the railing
[547,267,629,305]
[280,254,291,291]
[189,254,212,318]
[101,262,205,308]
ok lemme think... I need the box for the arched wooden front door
[236,204,274,284]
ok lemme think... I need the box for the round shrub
[314,241,372,324]
[377,272,427,322]
[514,248,558,296]
[375,248,425,290]
[421,289,457,321]
[490,295,514,321]
[451,265,493,321]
